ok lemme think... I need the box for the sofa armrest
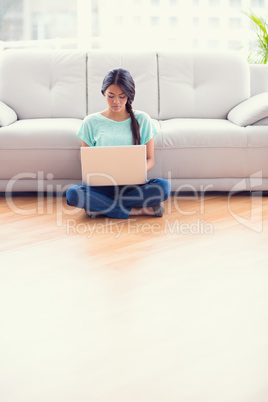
[227,92,268,127]
[0,101,17,127]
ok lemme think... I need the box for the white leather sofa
[0,49,268,193]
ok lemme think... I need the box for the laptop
[80,145,147,186]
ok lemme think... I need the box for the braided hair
[101,68,141,145]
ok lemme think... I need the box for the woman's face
[104,84,128,113]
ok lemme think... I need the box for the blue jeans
[66,178,171,219]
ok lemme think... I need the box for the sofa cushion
[245,125,268,147]
[0,118,82,148]
[0,101,17,127]
[0,50,87,120]
[227,92,268,127]
[147,119,248,181]
[0,119,82,180]
[87,51,158,119]
[244,125,268,177]
[158,51,250,120]
[251,117,268,126]
[158,118,246,148]
[250,64,268,96]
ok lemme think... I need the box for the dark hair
[101,68,141,145]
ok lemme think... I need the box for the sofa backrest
[0,49,260,121]
[0,49,87,119]
[158,51,250,120]
[86,51,158,119]
[250,64,268,96]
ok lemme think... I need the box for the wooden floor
[0,192,268,402]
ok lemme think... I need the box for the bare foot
[129,204,165,217]
[129,207,155,216]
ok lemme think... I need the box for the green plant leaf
[242,9,268,64]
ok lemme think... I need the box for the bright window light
[0,0,267,53]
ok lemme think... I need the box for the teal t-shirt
[77,110,158,146]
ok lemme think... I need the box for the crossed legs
[66,178,171,219]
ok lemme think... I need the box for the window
[0,0,23,41]
[228,40,241,50]
[133,16,141,26]
[114,16,123,25]
[229,18,241,29]
[193,39,199,48]
[193,17,199,27]
[209,18,219,28]
[208,39,219,48]
[0,0,266,52]
[250,0,264,6]
[209,0,220,6]
[0,0,77,43]
[229,0,241,6]
[151,16,160,26]
[91,0,99,37]
[169,16,178,27]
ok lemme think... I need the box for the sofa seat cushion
[245,125,268,147]
[0,118,82,180]
[0,118,82,148]
[157,118,246,148]
[243,126,268,177]
[149,119,250,180]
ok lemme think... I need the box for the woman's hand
[146,137,155,172]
